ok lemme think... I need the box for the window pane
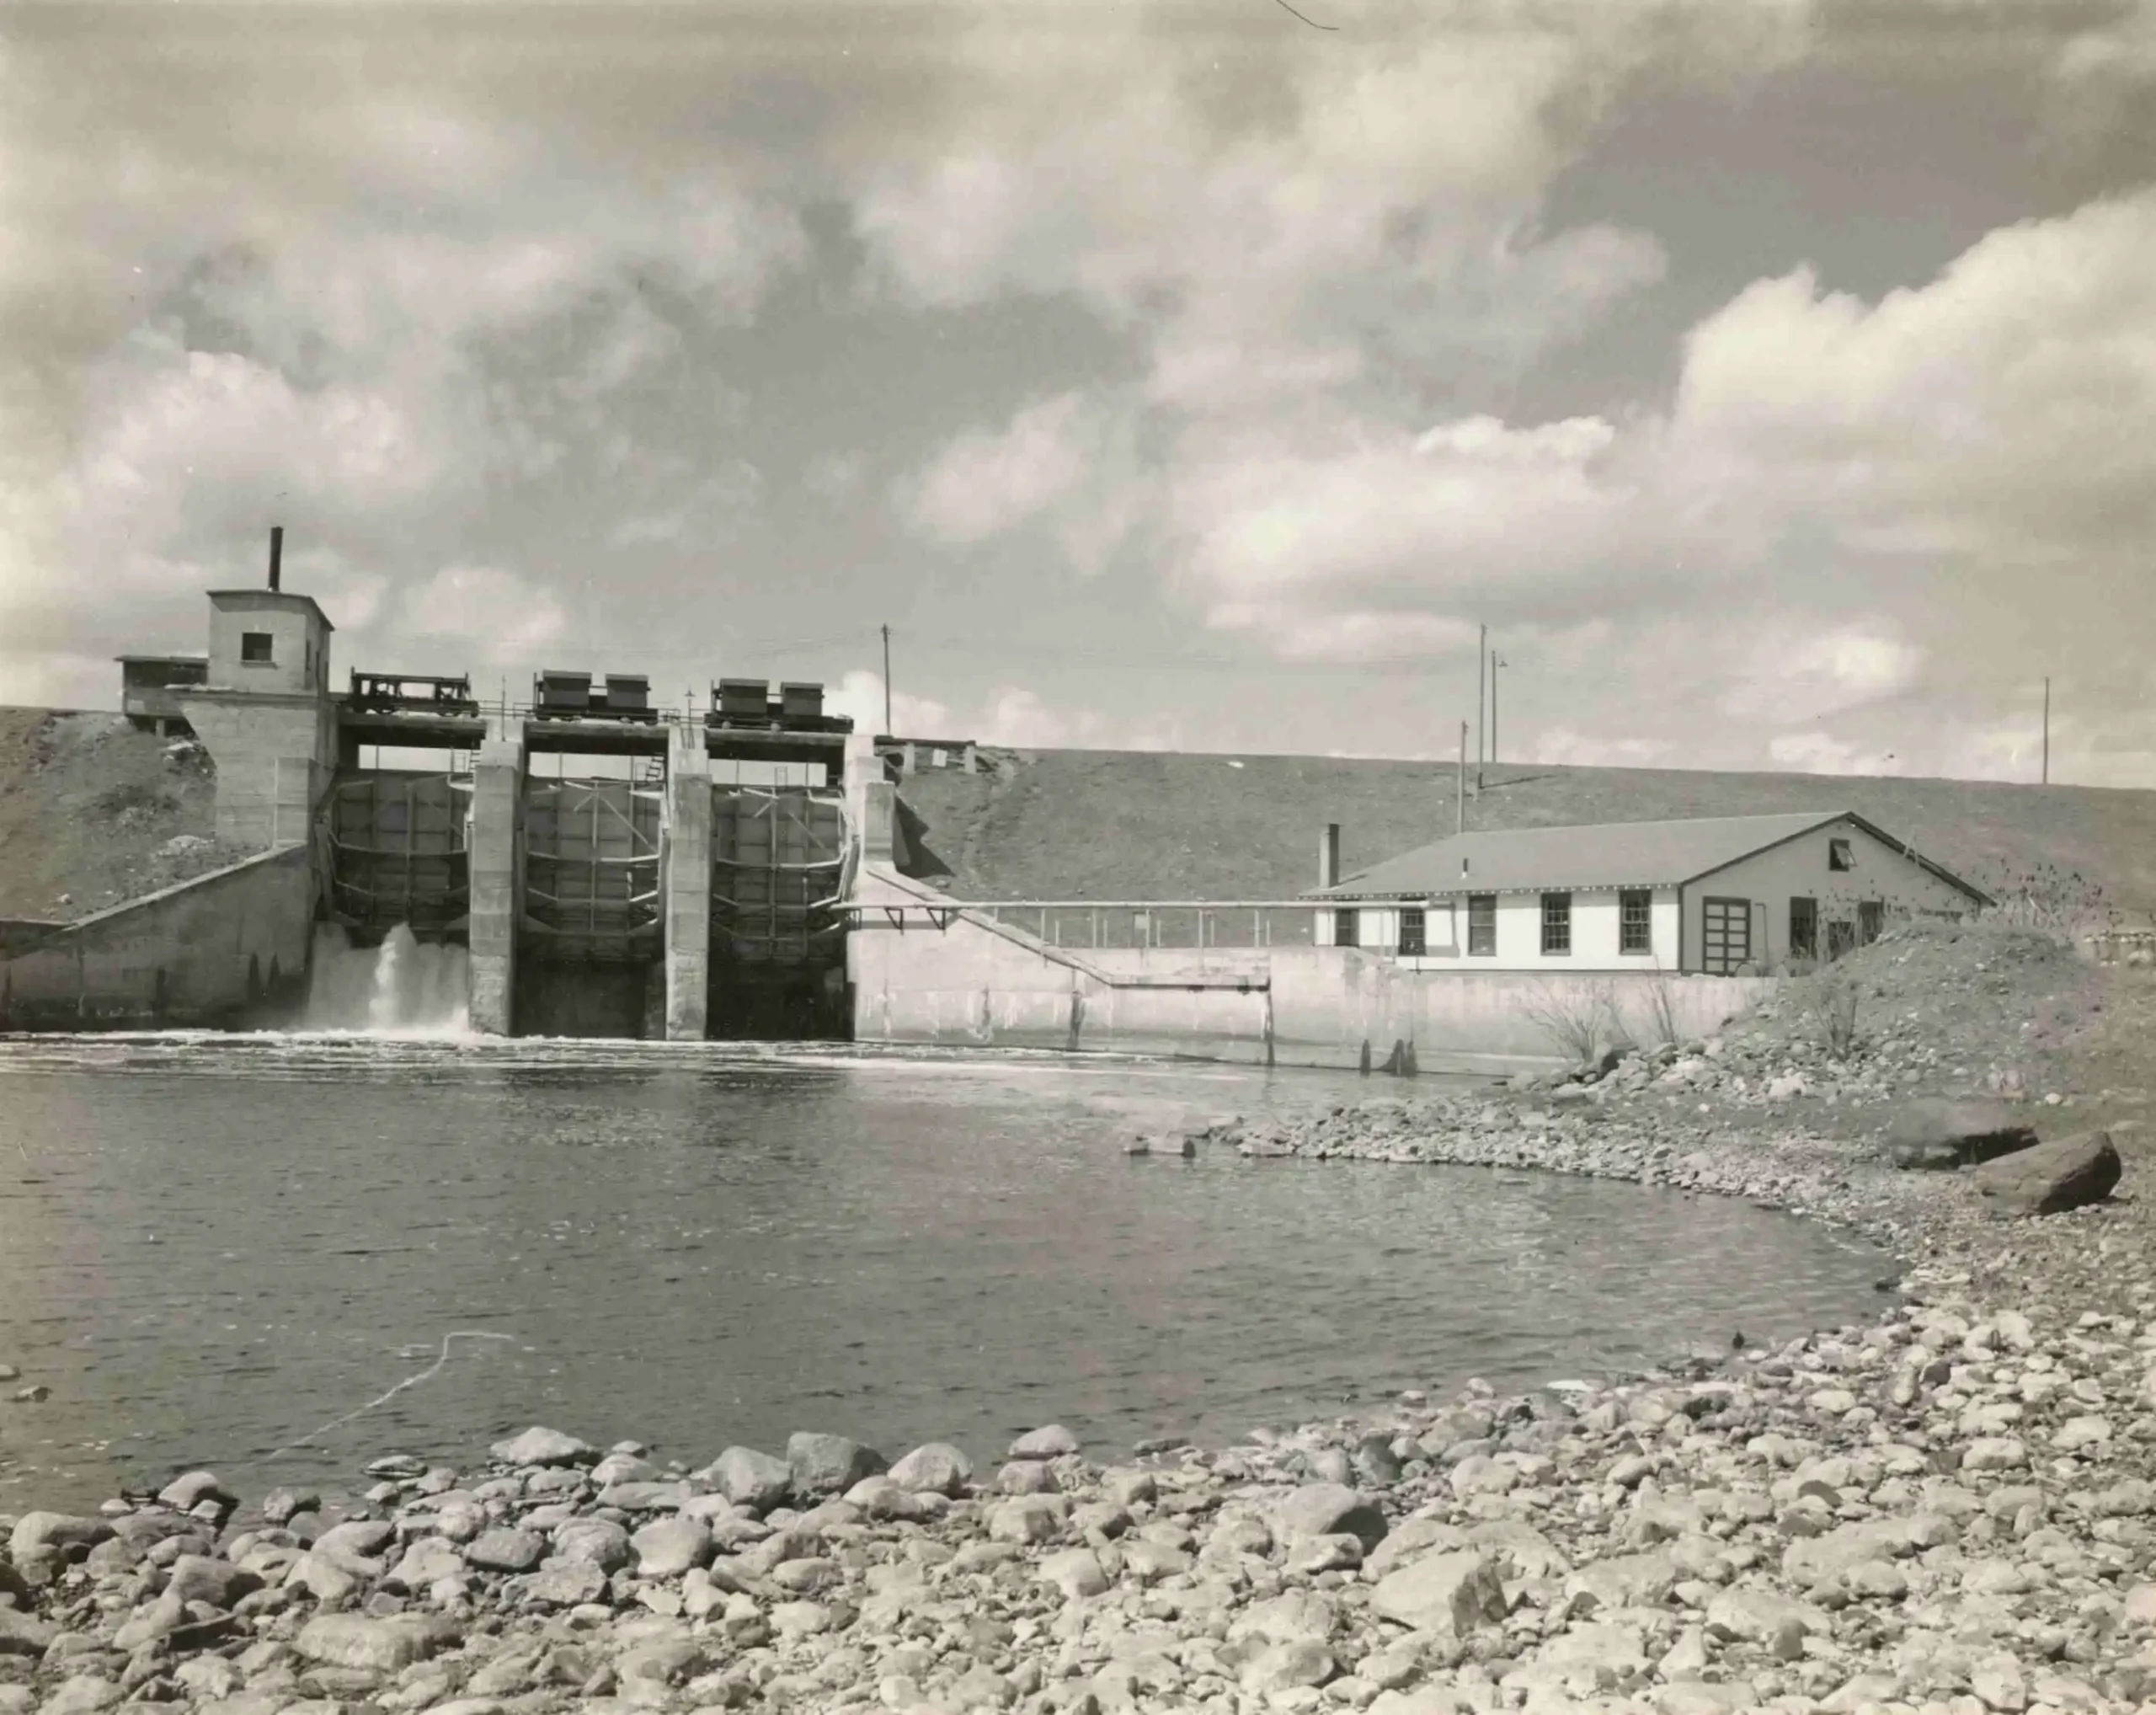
[1398,908,1425,957]
[1467,894,1496,956]
[1335,907,1359,948]
[240,632,274,663]
[1540,891,1572,955]
[1620,890,1652,954]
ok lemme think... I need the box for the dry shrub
[1519,975,1628,1064]
[1810,967,1861,1059]
[1642,970,1681,1047]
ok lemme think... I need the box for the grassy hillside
[895,748,2156,918]
[0,708,253,922]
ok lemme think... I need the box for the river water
[0,1034,1892,1511]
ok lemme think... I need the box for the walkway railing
[843,899,1322,950]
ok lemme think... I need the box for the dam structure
[40,536,866,1040]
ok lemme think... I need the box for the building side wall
[0,847,316,1031]
[207,602,332,697]
[1682,819,1979,972]
[1315,888,1681,971]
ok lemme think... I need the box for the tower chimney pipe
[1320,823,1341,890]
[269,526,284,592]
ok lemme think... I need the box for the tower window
[241,632,274,664]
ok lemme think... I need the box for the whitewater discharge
[302,924,472,1036]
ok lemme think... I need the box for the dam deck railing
[842,900,1326,951]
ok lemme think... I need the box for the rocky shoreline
[8,959,2156,1715]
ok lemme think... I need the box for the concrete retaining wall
[0,845,318,1031]
[848,866,1776,1071]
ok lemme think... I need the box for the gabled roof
[1310,809,1990,905]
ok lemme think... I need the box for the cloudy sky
[3,0,2153,784]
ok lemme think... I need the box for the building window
[1859,900,1884,945]
[1790,896,1817,959]
[1398,907,1425,957]
[240,632,274,664]
[1828,837,1854,872]
[1467,894,1497,957]
[1619,890,1652,954]
[1827,919,1856,959]
[1334,907,1359,949]
[1540,891,1572,956]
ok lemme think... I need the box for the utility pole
[2042,676,2050,785]
[1456,721,1467,836]
[1490,650,1505,772]
[1476,624,1486,791]
[881,624,894,737]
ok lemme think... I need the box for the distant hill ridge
[893,748,2156,917]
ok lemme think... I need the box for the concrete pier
[467,736,525,1036]
[663,727,712,1041]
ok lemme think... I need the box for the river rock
[155,1472,235,1515]
[552,1516,632,1570]
[163,1553,260,1609]
[786,1431,885,1498]
[1272,1483,1388,1552]
[294,1611,456,1672]
[488,1426,595,1468]
[0,1608,58,1657]
[389,1539,468,1590]
[1009,1424,1080,1460]
[517,1562,609,1607]
[705,1445,793,1510]
[8,1511,113,1560]
[632,1517,712,1578]
[463,1527,547,1573]
[888,1441,974,1496]
[1886,1098,2041,1170]
[1974,1129,2121,1215]
[1369,1549,1507,1636]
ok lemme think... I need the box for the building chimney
[1461,856,1470,879]
[1319,823,1341,890]
[268,526,284,592]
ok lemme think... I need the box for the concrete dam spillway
[0,553,873,1042]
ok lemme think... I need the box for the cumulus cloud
[402,566,568,658]
[1724,623,1927,721]
[906,393,1101,546]
[1531,728,1678,768]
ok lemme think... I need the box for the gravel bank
[6,938,2156,1714]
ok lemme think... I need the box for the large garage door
[1701,896,1752,975]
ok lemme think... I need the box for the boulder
[1369,1549,1508,1636]
[293,1612,456,1672]
[8,1512,113,1561]
[1886,1098,2039,1171]
[888,1441,974,1496]
[156,1472,235,1515]
[462,1528,547,1573]
[786,1431,886,1499]
[1009,1424,1081,1460]
[1271,1483,1388,1553]
[1973,1130,2121,1215]
[488,1426,595,1468]
[552,1518,632,1571]
[704,1445,792,1511]
[162,1554,261,1610]
[632,1517,713,1579]
[0,1608,59,1658]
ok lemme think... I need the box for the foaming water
[302,924,471,1036]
